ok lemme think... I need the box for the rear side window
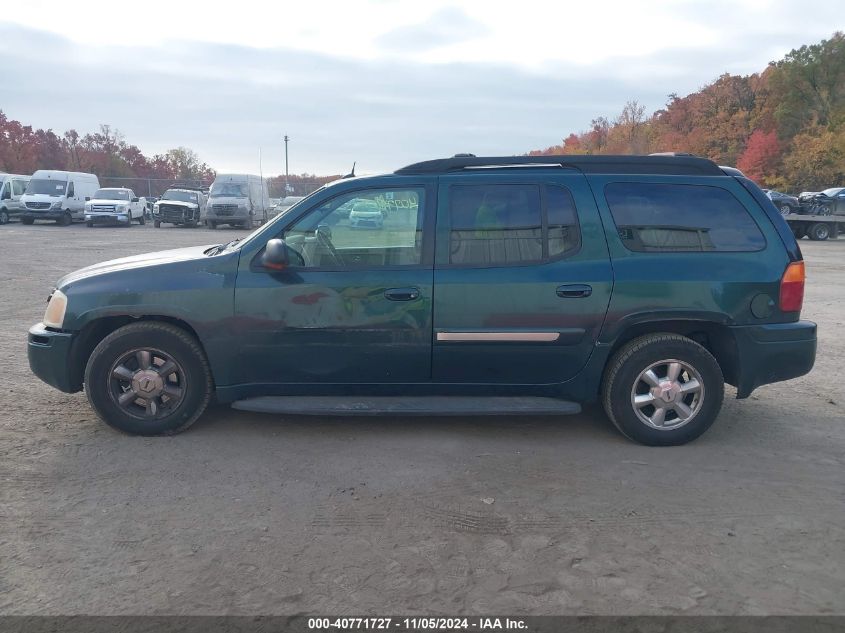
[605,183,765,252]
[448,184,580,266]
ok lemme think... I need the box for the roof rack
[395,154,723,176]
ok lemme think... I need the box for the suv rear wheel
[602,334,724,446]
[84,322,213,435]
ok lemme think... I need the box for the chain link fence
[96,177,331,200]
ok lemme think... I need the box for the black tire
[792,225,806,240]
[0,209,8,225]
[153,220,161,228]
[21,217,34,225]
[208,221,217,229]
[58,212,72,226]
[601,333,725,446]
[84,322,213,436]
[808,222,830,241]
[138,214,145,225]
[779,204,791,217]
[86,221,94,227]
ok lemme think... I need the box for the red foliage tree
[736,129,781,184]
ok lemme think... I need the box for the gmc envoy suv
[28,155,817,445]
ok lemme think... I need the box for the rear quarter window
[605,182,765,252]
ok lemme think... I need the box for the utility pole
[283,135,290,196]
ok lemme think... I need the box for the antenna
[342,162,356,179]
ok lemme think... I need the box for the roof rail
[395,154,723,176]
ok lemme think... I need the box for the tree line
[0,113,341,197]
[529,32,845,191]
[0,117,216,186]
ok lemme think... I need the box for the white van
[20,170,100,226]
[205,174,270,229]
[0,173,31,224]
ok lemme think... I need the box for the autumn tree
[737,129,781,185]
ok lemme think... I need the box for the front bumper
[22,208,65,220]
[205,210,249,222]
[154,207,201,224]
[28,323,80,393]
[86,213,130,225]
[731,320,817,398]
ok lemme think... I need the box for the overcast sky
[0,1,839,176]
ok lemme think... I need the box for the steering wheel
[316,225,343,266]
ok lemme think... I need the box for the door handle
[384,287,420,301]
[556,284,592,298]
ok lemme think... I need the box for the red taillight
[780,261,805,312]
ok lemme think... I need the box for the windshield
[161,190,198,203]
[26,179,67,196]
[93,189,130,201]
[821,187,844,196]
[210,182,248,198]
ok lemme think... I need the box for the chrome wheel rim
[630,359,704,430]
[109,348,186,420]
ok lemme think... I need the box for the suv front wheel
[84,322,213,435]
[601,334,724,446]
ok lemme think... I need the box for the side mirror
[132,197,139,203]
[261,238,289,270]
[84,196,91,201]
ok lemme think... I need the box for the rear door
[432,171,613,384]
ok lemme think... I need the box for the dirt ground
[1,222,843,616]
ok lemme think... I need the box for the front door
[432,172,613,384]
[233,181,435,387]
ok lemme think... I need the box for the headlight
[43,289,67,329]
[51,201,63,210]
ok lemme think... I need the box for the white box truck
[205,174,270,229]
[0,173,31,224]
[20,170,100,226]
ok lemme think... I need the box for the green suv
[28,155,817,445]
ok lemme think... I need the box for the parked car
[205,174,271,229]
[152,188,206,227]
[348,199,385,229]
[762,189,800,216]
[84,188,146,226]
[269,195,305,219]
[0,173,30,224]
[20,170,100,225]
[27,154,816,446]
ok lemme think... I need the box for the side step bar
[231,396,581,417]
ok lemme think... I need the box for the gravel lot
[1,222,843,616]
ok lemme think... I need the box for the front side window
[12,180,26,196]
[448,184,580,266]
[605,182,765,252]
[283,188,425,268]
